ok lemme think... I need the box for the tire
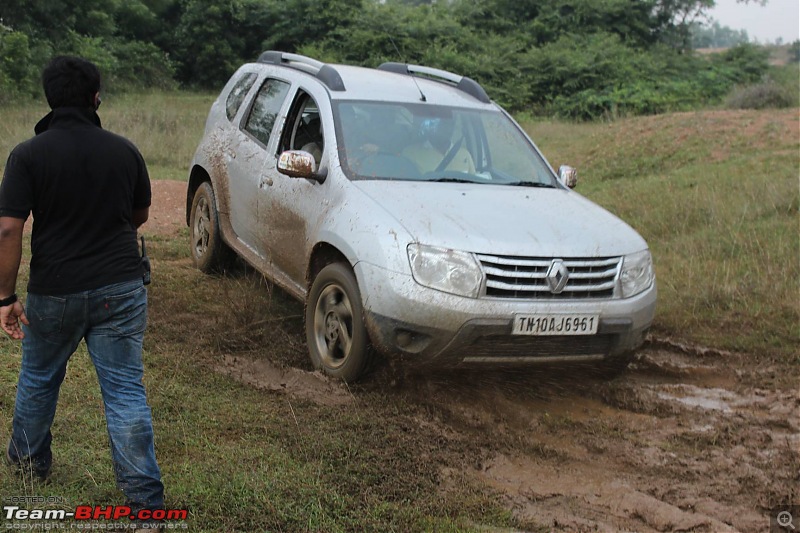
[306,263,370,382]
[189,182,233,273]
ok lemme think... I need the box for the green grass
[1,236,516,531]
[0,94,798,531]
[104,92,215,181]
[0,91,214,182]
[521,108,799,359]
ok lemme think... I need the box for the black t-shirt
[0,107,151,295]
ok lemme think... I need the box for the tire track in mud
[395,348,799,532]
[204,335,798,531]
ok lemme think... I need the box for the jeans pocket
[103,286,147,336]
[26,294,67,338]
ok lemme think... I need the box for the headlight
[620,249,654,298]
[407,244,482,298]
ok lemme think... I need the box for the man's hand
[0,301,28,340]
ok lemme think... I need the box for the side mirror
[558,165,578,189]
[277,150,327,183]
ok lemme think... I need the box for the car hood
[352,181,648,257]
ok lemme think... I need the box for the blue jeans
[7,280,164,510]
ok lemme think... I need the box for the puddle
[656,385,738,412]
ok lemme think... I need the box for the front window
[334,101,556,187]
[279,91,324,166]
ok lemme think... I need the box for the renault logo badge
[546,259,569,294]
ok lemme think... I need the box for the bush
[789,40,800,63]
[768,63,800,102]
[0,29,35,102]
[518,35,732,119]
[711,43,771,84]
[61,30,119,82]
[0,0,782,119]
[725,80,797,109]
[107,40,176,91]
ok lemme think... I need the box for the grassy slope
[0,95,798,531]
[521,109,799,360]
[0,92,212,183]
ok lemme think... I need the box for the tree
[0,29,35,100]
[261,0,364,53]
[0,0,775,119]
[172,0,244,87]
[790,40,800,63]
[691,20,750,48]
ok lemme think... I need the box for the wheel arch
[306,242,352,290]
[186,165,212,227]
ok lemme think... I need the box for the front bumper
[355,261,656,365]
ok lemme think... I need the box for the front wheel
[189,182,233,273]
[306,263,370,382]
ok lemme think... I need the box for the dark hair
[42,56,101,109]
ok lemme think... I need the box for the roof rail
[377,62,490,104]
[257,51,346,92]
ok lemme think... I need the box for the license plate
[512,314,599,336]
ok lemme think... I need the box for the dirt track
[150,180,799,532]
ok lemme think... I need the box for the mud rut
[216,340,798,532]
[411,347,798,533]
[154,180,799,533]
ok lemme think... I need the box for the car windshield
[333,101,557,186]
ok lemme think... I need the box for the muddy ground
[151,180,798,533]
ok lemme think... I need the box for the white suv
[186,52,656,382]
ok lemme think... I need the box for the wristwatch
[0,294,18,307]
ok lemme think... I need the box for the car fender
[308,181,415,277]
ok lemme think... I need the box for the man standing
[0,56,163,514]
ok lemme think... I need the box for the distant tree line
[0,0,787,118]
[690,20,750,48]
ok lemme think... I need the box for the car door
[257,86,332,287]
[227,76,291,254]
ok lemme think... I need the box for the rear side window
[244,78,291,147]
[225,73,257,121]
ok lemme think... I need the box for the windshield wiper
[426,177,558,187]
[427,177,479,184]
[506,181,557,188]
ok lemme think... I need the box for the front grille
[476,254,620,299]
[464,334,615,359]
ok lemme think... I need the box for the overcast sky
[706,0,800,43]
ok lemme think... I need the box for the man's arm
[133,207,149,229]
[0,216,28,339]
[0,216,24,297]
